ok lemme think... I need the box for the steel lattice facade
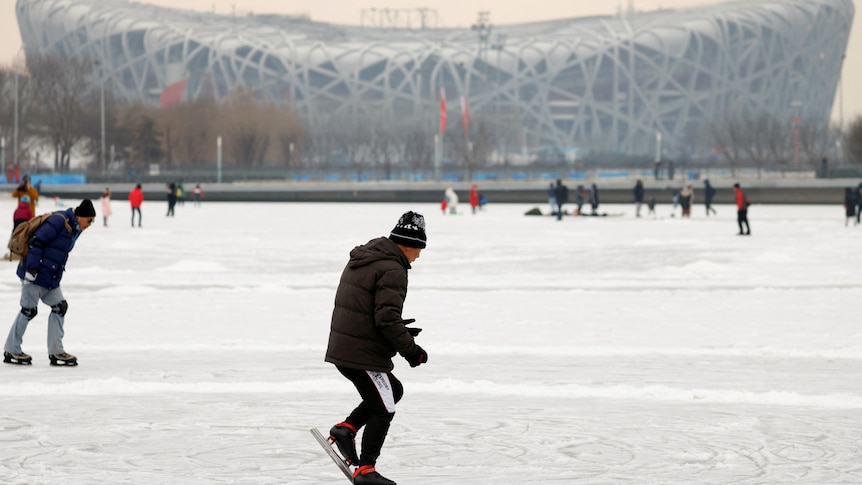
[15,0,854,157]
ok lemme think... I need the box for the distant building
[16,0,853,157]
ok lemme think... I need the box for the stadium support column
[217,136,223,184]
[434,134,441,181]
[791,100,802,168]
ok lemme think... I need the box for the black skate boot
[353,465,397,485]
[4,351,32,365]
[49,353,78,367]
[328,422,359,465]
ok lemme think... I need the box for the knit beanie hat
[74,199,97,217]
[389,211,427,249]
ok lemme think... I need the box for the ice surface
[1,198,860,484]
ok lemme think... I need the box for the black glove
[405,345,427,367]
[24,269,37,283]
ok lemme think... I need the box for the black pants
[737,209,750,234]
[705,202,716,215]
[336,365,403,465]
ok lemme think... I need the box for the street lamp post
[94,60,106,171]
[13,48,23,169]
[100,79,106,171]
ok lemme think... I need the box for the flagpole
[436,86,446,181]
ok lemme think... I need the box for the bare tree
[798,120,836,169]
[220,88,280,166]
[273,109,306,168]
[118,104,164,170]
[26,53,93,171]
[846,116,862,165]
[157,99,218,165]
[400,125,434,171]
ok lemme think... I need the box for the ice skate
[329,422,359,465]
[49,352,78,366]
[4,351,32,365]
[353,465,397,485]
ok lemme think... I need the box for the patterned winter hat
[389,211,427,249]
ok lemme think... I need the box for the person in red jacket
[469,183,480,214]
[4,196,34,261]
[12,195,33,230]
[129,184,144,227]
[733,183,750,235]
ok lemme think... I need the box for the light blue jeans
[4,281,66,355]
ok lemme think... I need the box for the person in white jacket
[443,187,459,214]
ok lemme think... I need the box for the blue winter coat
[17,209,82,289]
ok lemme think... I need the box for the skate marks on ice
[0,396,304,484]
[390,397,862,484]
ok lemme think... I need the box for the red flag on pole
[160,77,188,108]
[439,87,447,134]
[460,95,470,136]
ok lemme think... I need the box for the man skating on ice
[325,211,429,485]
[4,199,95,366]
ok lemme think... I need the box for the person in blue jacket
[703,179,717,216]
[3,199,96,366]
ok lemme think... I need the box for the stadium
[15,0,854,162]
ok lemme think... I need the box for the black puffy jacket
[325,237,419,372]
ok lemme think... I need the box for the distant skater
[634,180,644,217]
[547,183,557,215]
[554,179,569,220]
[129,184,144,227]
[679,184,693,218]
[844,187,857,227]
[856,183,862,226]
[469,184,480,214]
[733,183,750,235]
[100,188,112,227]
[166,183,177,217]
[193,184,204,207]
[443,187,459,215]
[703,179,717,216]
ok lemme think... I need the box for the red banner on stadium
[160,77,188,108]
[460,95,469,136]
[439,87,446,133]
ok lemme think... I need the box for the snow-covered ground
[1,197,860,484]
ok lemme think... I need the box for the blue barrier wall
[2,174,87,185]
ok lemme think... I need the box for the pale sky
[0,0,858,124]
